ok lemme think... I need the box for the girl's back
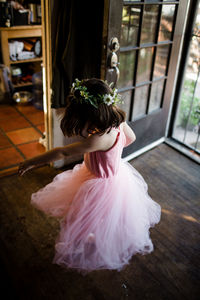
[84,125,126,178]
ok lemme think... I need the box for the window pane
[153,45,170,79]
[121,6,141,47]
[136,47,153,83]
[158,5,176,42]
[148,79,165,112]
[118,51,136,88]
[141,5,159,44]
[132,85,149,120]
[184,116,200,150]
[119,90,132,120]
[173,77,200,150]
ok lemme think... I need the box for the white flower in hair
[72,79,81,90]
[103,94,115,105]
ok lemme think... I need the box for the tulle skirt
[31,161,161,272]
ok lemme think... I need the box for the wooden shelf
[13,82,33,88]
[0,25,42,68]
[0,25,42,31]
[10,57,42,64]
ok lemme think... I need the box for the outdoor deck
[0,143,199,300]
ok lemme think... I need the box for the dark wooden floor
[0,143,199,300]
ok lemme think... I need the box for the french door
[102,0,189,157]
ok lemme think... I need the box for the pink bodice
[84,126,126,178]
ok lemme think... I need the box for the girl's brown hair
[60,78,126,137]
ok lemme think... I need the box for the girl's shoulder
[87,127,119,152]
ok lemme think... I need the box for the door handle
[109,37,120,52]
[106,37,120,87]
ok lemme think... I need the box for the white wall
[52,108,83,168]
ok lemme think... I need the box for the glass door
[102,0,189,157]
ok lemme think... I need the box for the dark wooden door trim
[166,0,199,138]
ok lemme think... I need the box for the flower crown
[71,78,123,108]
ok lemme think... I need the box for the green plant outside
[178,79,200,128]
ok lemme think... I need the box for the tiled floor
[0,103,45,176]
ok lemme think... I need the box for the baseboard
[165,138,200,164]
[122,137,165,162]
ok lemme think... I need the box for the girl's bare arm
[18,133,110,176]
[122,122,136,146]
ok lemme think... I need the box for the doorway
[103,0,189,158]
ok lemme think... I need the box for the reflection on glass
[118,51,136,88]
[132,85,149,120]
[136,47,153,83]
[184,114,200,150]
[158,5,176,41]
[149,80,165,113]
[121,6,141,47]
[118,90,132,120]
[141,5,159,44]
[153,45,169,78]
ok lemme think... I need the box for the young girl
[19,78,161,273]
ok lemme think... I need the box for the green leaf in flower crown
[88,98,98,108]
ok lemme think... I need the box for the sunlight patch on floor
[162,208,199,223]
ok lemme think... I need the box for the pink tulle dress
[31,125,161,272]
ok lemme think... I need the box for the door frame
[41,0,53,151]
[165,0,200,163]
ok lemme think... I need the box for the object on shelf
[34,39,42,56]
[23,38,42,56]
[0,2,13,27]
[11,66,22,85]
[32,71,43,110]
[13,9,29,26]
[17,51,36,60]
[13,91,33,104]
[23,38,36,51]
[9,38,41,61]
[21,74,32,82]
[37,5,42,24]
[11,65,34,87]
[9,41,24,61]
[29,4,41,24]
